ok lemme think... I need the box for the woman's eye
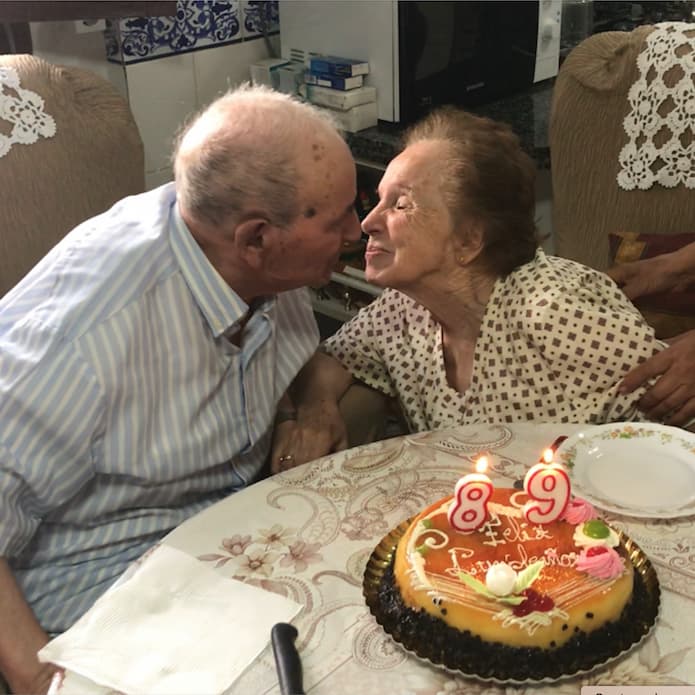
[394,197,410,210]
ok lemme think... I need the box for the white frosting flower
[485,563,517,596]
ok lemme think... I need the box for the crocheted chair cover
[0,54,144,297]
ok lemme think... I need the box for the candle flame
[542,448,554,464]
[475,456,489,473]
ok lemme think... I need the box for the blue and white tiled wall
[106,1,278,65]
[107,1,279,190]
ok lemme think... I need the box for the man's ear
[234,218,275,269]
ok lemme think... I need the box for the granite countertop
[345,79,554,170]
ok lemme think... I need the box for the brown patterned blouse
[322,250,665,432]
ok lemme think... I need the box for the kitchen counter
[345,79,554,169]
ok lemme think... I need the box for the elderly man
[0,84,361,694]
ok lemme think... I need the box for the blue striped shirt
[0,183,319,632]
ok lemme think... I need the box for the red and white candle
[448,456,494,532]
[523,448,571,524]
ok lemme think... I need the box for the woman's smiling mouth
[365,245,389,260]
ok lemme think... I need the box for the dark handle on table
[514,435,569,489]
[271,623,305,695]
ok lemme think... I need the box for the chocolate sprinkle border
[363,520,661,684]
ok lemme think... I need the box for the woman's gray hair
[173,84,341,229]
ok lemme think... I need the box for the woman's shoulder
[494,249,648,348]
[503,249,620,304]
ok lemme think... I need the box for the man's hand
[10,661,60,695]
[618,330,695,426]
[270,400,348,473]
[0,558,57,695]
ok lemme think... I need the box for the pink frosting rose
[561,497,597,525]
[575,546,624,579]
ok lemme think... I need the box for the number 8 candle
[448,456,494,532]
[523,448,571,524]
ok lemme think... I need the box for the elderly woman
[272,107,666,467]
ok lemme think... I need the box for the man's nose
[345,210,363,241]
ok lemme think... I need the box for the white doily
[618,22,695,191]
[0,65,57,159]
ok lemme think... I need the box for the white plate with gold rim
[556,422,695,518]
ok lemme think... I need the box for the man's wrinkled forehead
[299,134,353,212]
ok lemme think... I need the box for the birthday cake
[392,487,634,651]
[369,452,657,681]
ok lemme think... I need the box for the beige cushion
[0,54,145,296]
[549,27,695,271]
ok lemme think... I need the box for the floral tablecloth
[157,423,695,694]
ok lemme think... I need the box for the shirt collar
[169,201,274,338]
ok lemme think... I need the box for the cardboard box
[309,54,369,77]
[276,63,305,96]
[305,84,376,111]
[305,72,363,91]
[320,101,378,133]
[249,58,290,89]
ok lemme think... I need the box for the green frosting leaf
[512,561,544,594]
[583,519,610,539]
[457,572,526,606]
[421,518,433,529]
[457,571,488,594]
[415,544,428,556]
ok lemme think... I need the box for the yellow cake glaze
[393,488,633,649]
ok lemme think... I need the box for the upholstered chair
[0,54,145,297]
[549,23,695,337]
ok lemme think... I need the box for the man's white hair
[173,83,342,229]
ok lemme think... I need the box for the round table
[159,423,694,694]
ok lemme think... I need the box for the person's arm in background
[607,239,695,299]
[617,330,695,426]
[0,558,57,695]
[270,353,353,471]
[608,241,695,426]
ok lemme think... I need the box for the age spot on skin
[312,141,325,162]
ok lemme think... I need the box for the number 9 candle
[448,456,494,532]
[523,448,571,524]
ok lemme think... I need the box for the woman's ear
[457,226,485,265]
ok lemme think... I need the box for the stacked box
[304,72,363,91]
[304,53,376,130]
[319,101,378,133]
[308,55,369,77]
[305,84,377,111]
[305,53,370,91]
[249,58,290,89]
